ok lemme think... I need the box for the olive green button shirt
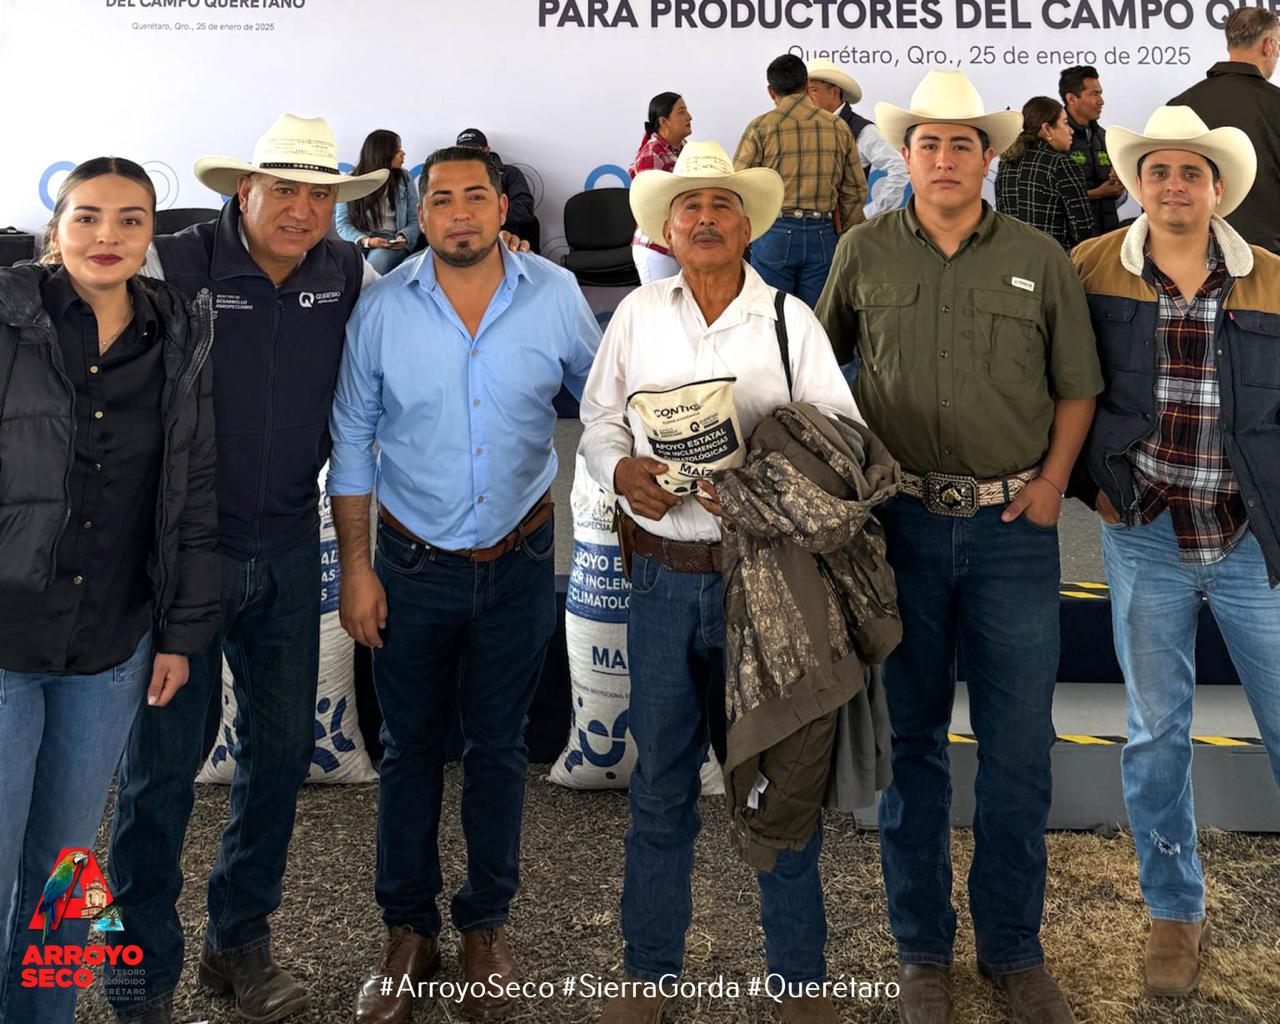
[815,201,1103,479]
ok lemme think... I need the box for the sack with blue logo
[197,477,377,785]
[549,456,722,794]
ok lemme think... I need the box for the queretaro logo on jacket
[299,290,343,309]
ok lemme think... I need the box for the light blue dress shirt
[327,246,601,548]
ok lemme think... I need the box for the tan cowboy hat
[806,58,862,105]
[874,70,1021,154]
[1107,106,1257,217]
[630,140,784,243]
[195,113,389,200]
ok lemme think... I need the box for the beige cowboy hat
[874,70,1021,154]
[195,113,389,200]
[630,140,784,243]
[1107,106,1256,217]
[806,58,863,105]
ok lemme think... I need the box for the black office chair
[559,189,639,288]
[154,207,221,235]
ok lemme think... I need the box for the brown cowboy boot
[353,926,442,1024]
[1145,918,1211,996]
[460,927,518,1020]
[897,965,954,1024]
[198,938,309,1023]
[597,990,668,1023]
[980,964,1075,1024]
[778,994,839,1022]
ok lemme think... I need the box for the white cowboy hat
[806,58,862,105]
[874,70,1021,154]
[1107,106,1257,218]
[630,140,784,243]
[194,113,389,201]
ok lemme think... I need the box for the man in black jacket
[1060,66,1125,236]
[455,128,539,248]
[104,114,386,1024]
[1170,7,1280,252]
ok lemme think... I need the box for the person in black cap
[455,128,538,248]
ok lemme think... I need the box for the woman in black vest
[0,157,218,1024]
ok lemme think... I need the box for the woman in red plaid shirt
[629,92,693,283]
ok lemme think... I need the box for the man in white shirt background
[579,141,856,1024]
[806,59,910,218]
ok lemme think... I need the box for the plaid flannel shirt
[1130,238,1248,563]
[629,132,678,254]
[733,94,866,231]
[994,140,1096,252]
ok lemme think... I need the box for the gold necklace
[99,296,135,356]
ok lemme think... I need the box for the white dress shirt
[842,108,910,218]
[579,261,859,543]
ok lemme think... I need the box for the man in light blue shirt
[328,146,599,1024]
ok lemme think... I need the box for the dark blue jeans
[749,216,837,308]
[622,554,827,984]
[372,516,556,936]
[105,537,320,1018]
[875,497,1060,976]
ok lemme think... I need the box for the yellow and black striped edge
[1061,581,1109,600]
[947,734,1261,746]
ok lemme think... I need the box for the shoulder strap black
[773,289,793,400]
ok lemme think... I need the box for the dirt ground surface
[73,767,1280,1024]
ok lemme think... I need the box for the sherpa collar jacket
[716,402,900,870]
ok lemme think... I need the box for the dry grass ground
[74,767,1280,1024]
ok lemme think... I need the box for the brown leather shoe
[778,994,839,1022]
[980,964,1075,1024]
[897,965,953,1024]
[598,990,668,1023]
[354,926,443,1024]
[1145,918,1211,996]
[198,940,309,1023]
[460,927,518,1020]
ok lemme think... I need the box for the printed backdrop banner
[0,0,1241,252]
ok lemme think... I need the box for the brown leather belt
[379,491,553,563]
[780,208,833,220]
[630,519,722,574]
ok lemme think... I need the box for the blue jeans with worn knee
[875,497,1061,976]
[749,216,837,309]
[621,554,827,985]
[0,631,151,1024]
[106,538,320,1018]
[1102,513,1280,922]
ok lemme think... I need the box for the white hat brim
[874,104,1022,157]
[1106,125,1257,218]
[630,167,785,244]
[809,67,862,105]
[194,158,390,202]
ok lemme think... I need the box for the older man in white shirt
[579,142,856,1024]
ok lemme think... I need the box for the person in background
[455,128,539,247]
[1060,65,1125,236]
[628,91,693,283]
[1170,7,1280,252]
[734,54,867,308]
[336,129,421,274]
[0,156,218,1024]
[996,96,1096,251]
[806,58,909,217]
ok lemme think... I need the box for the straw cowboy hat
[630,140,784,243]
[1107,106,1257,217]
[806,58,862,105]
[195,113,389,200]
[874,70,1021,154]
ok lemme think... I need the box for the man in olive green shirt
[816,71,1102,1024]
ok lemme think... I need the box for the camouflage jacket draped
[716,402,901,869]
